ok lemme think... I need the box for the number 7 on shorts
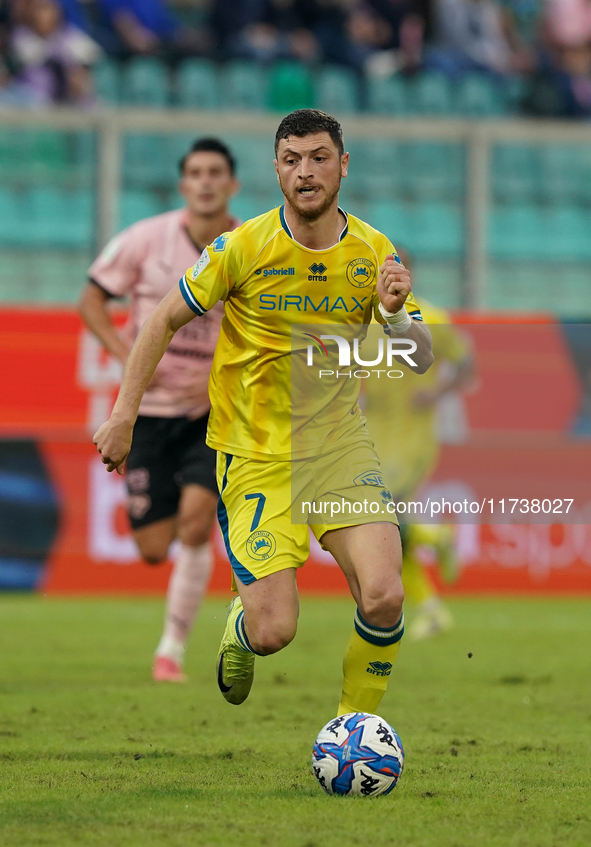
[245,493,266,532]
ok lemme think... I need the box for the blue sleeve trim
[179,276,207,315]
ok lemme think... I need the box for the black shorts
[125,414,217,530]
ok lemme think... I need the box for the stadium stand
[175,59,220,110]
[0,1,589,314]
[267,61,315,113]
[316,66,359,114]
[0,115,589,315]
[92,59,120,104]
[412,73,454,117]
[120,58,170,107]
[367,75,408,116]
[219,61,268,112]
[454,74,504,118]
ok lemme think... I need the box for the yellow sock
[402,549,437,606]
[337,610,404,716]
[408,523,442,547]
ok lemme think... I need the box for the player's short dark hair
[179,138,236,176]
[274,109,344,157]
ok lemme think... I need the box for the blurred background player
[79,137,240,681]
[364,246,476,640]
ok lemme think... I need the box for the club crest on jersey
[212,234,228,252]
[191,248,210,279]
[347,258,375,288]
[245,530,276,560]
[353,470,385,488]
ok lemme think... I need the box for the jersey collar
[279,205,349,245]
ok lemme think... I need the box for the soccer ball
[312,712,404,797]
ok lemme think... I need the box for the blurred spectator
[557,42,591,117]
[307,0,354,66]
[524,43,591,117]
[213,0,355,67]
[346,3,394,69]
[500,0,541,47]
[521,0,591,117]
[425,0,533,77]
[544,0,591,49]
[9,0,101,105]
[209,0,261,58]
[55,0,88,30]
[357,0,428,74]
[0,54,45,106]
[234,0,322,63]
[6,0,88,28]
[95,0,210,59]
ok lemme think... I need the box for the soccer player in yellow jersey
[93,109,434,718]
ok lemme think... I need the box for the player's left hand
[377,254,412,314]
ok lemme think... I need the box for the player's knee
[177,518,211,548]
[248,620,297,655]
[137,542,169,566]
[142,551,168,566]
[177,513,213,547]
[359,586,404,629]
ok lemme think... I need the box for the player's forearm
[79,284,129,364]
[391,320,433,374]
[110,308,175,426]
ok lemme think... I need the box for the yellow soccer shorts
[216,437,398,585]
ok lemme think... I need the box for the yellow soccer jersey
[363,301,471,498]
[180,206,422,461]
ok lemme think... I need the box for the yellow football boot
[216,596,255,705]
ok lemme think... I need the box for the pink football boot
[152,656,187,682]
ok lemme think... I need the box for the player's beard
[279,175,341,221]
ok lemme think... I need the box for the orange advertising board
[1,307,590,594]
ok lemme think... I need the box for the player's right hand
[93,418,134,475]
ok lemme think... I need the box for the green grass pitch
[0,594,590,847]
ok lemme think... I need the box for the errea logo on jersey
[255,267,295,277]
[308,262,327,281]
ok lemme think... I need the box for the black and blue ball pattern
[312,712,404,797]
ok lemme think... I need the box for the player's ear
[230,177,241,198]
[341,151,349,178]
